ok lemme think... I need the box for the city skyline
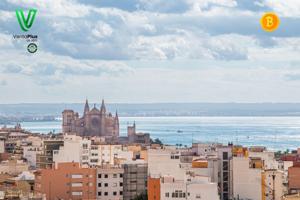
[1,1,300,103]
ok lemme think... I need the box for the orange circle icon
[260,12,280,32]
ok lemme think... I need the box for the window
[104,192,108,196]
[71,174,83,179]
[223,161,229,171]
[113,191,117,196]
[120,191,123,195]
[172,191,185,198]
[120,174,123,178]
[104,174,108,178]
[223,152,228,160]
[71,183,83,187]
[165,193,169,197]
[98,192,101,196]
[98,183,101,187]
[113,174,117,178]
[120,182,123,187]
[98,174,101,178]
[104,183,108,187]
[72,192,82,196]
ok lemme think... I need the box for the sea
[8,116,300,151]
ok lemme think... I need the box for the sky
[0,0,300,103]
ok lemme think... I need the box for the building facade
[36,140,64,169]
[62,99,119,137]
[35,162,96,200]
[123,162,148,200]
[96,165,124,200]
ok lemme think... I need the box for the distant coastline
[2,102,300,123]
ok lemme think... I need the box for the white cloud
[263,0,300,17]
[92,21,113,38]
[0,0,300,103]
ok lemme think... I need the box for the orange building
[35,162,96,200]
[148,177,160,200]
[288,165,300,193]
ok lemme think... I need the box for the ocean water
[10,117,300,151]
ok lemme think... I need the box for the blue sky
[0,0,300,103]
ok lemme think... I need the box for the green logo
[16,9,37,32]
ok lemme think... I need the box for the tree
[151,138,163,145]
[133,193,147,200]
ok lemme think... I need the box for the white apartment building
[232,156,262,200]
[53,135,133,167]
[95,144,133,165]
[53,135,91,167]
[232,156,285,200]
[148,148,185,179]
[248,150,279,169]
[96,165,124,200]
[191,157,219,183]
[148,147,219,200]
[23,146,43,168]
[263,170,284,200]
[192,143,220,156]
[160,174,219,200]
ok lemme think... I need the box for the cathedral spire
[100,99,106,114]
[115,110,119,122]
[83,99,90,115]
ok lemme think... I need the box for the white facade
[0,139,4,154]
[23,146,43,168]
[191,158,219,183]
[148,148,185,179]
[53,135,133,167]
[264,170,284,200]
[192,143,219,156]
[248,151,279,169]
[160,175,219,200]
[53,135,91,167]
[97,165,124,200]
[232,157,262,200]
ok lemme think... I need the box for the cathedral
[62,99,119,137]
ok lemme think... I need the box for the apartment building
[0,159,28,175]
[148,146,219,200]
[148,148,185,179]
[96,165,124,200]
[36,140,64,169]
[52,135,91,167]
[232,156,263,200]
[123,161,148,200]
[35,162,96,200]
[149,173,219,200]
[288,164,300,194]
[218,146,233,200]
[53,135,133,167]
[23,146,43,168]
[233,156,285,200]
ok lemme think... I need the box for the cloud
[0,80,7,86]
[0,0,300,103]
[1,0,300,62]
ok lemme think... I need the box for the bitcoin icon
[260,12,280,32]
